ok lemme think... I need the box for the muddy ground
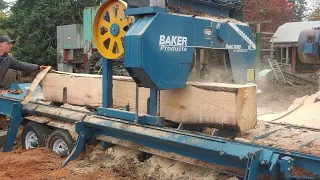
[0,75,319,180]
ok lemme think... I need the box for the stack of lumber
[42,72,257,132]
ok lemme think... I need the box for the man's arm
[8,54,40,72]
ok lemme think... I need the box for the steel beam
[0,97,22,152]
[60,115,320,178]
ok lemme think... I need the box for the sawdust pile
[238,121,320,156]
[0,143,233,180]
[249,91,320,157]
[0,117,8,130]
[76,146,230,180]
[0,147,114,180]
[258,91,320,129]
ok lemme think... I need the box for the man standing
[0,36,47,88]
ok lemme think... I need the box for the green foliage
[291,0,308,21]
[308,1,320,21]
[6,0,100,66]
[309,7,320,21]
[0,0,9,12]
[0,12,10,37]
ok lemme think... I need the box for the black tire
[21,121,50,149]
[48,129,75,157]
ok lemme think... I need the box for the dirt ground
[0,147,114,180]
[256,80,318,115]
[0,75,319,180]
[0,140,230,180]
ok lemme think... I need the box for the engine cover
[124,8,256,90]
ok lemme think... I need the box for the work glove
[39,65,48,70]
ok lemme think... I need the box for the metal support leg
[102,58,113,108]
[195,49,201,79]
[149,88,161,126]
[280,156,315,180]
[62,122,93,167]
[244,150,262,180]
[135,84,139,124]
[149,88,158,116]
[3,103,22,152]
[97,59,163,126]
[156,90,160,117]
[280,156,294,180]
[269,154,280,180]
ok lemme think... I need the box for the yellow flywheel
[92,0,132,60]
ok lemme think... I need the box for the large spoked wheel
[21,122,50,149]
[48,129,74,157]
[92,0,132,59]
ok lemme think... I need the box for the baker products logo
[159,35,187,52]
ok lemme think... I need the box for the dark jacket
[0,53,39,87]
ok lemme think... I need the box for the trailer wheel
[21,122,50,149]
[48,129,74,157]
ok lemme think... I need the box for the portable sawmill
[1,0,320,179]
[57,0,256,83]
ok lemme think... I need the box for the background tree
[0,0,9,12]
[4,0,100,67]
[308,7,320,21]
[242,0,295,48]
[0,0,10,36]
[290,0,308,21]
[243,0,295,31]
[308,1,320,21]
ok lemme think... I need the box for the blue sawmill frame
[123,7,256,88]
[62,117,320,180]
[11,97,319,180]
[96,59,163,126]
[0,57,320,179]
[0,96,22,152]
[63,5,320,178]
[0,1,320,179]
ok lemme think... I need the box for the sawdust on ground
[0,117,8,130]
[81,146,228,180]
[238,120,320,157]
[256,83,318,115]
[258,91,320,129]
[0,147,114,180]
[0,144,232,180]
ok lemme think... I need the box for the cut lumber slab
[22,66,51,105]
[42,72,257,132]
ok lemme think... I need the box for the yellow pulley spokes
[92,0,132,60]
